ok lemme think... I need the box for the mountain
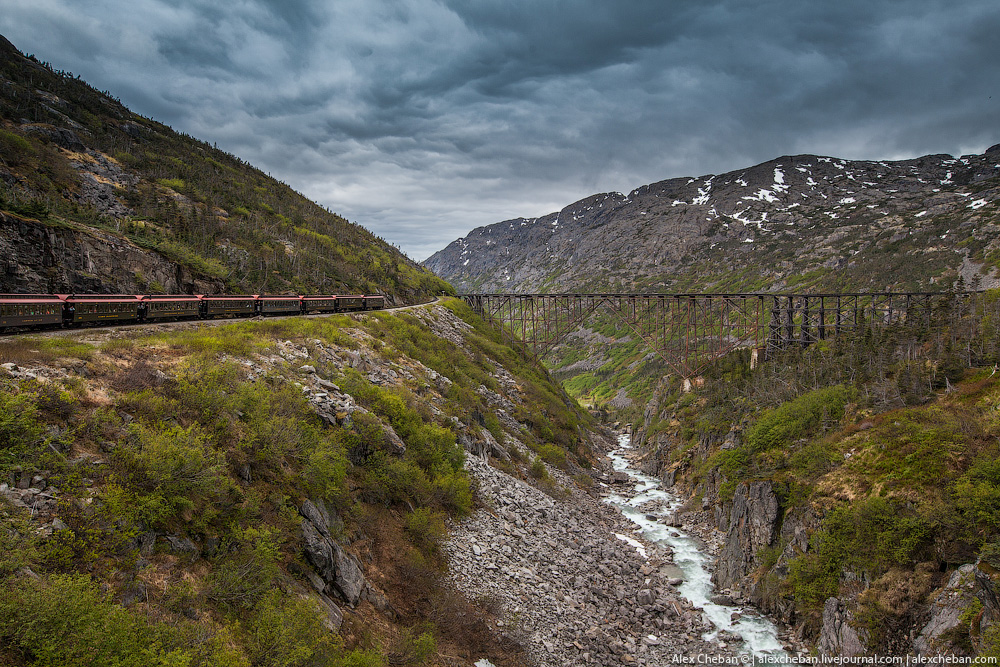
[425,148,1000,294]
[0,34,451,301]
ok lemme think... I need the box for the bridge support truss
[462,292,988,378]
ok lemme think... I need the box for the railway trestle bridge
[461,292,993,378]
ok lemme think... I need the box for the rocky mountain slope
[0,34,450,301]
[425,147,1000,294]
[628,307,1000,659]
[0,300,658,666]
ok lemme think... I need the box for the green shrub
[157,177,185,190]
[111,423,228,524]
[535,443,567,467]
[747,385,854,453]
[404,508,446,555]
[303,442,348,500]
[390,627,436,666]
[0,573,191,666]
[788,496,930,608]
[0,386,44,464]
[706,448,750,501]
[953,453,1000,536]
[207,527,281,609]
[0,129,34,164]
[240,589,342,667]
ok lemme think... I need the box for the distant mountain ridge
[424,147,1000,294]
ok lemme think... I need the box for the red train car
[0,294,64,328]
[65,294,141,324]
[259,294,302,316]
[363,295,385,311]
[140,294,201,321]
[200,295,257,318]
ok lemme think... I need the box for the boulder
[163,535,199,556]
[301,520,365,606]
[300,499,331,538]
[381,423,406,455]
[316,592,344,631]
[21,124,86,151]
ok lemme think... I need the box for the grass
[0,336,96,365]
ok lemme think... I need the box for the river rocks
[446,456,732,666]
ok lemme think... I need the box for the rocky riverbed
[445,451,740,666]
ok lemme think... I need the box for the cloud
[3,0,998,260]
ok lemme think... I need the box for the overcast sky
[3,1,998,260]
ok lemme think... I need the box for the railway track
[0,297,441,340]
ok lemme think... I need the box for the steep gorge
[627,321,1000,659]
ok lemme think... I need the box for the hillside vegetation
[0,300,601,666]
[0,34,451,301]
[631,289,1000,656]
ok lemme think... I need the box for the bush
[953,453,1000,537]
[303,442,348,500]
[240,589,342,667]
[747,385,854,453]
[0,386,44,464]
[0,573,191,666]
[0,129,35,165]
[535,443,567,467]
[112,423,229,524]
[207,527,281,609]
[404,508,446,556]
[788,496,931,608]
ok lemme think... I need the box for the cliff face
[425,148,1000,294]
[629,318,1000,659]
[0,212,223,294]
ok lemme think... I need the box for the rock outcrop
[299,500,366,608]
[713,481,781,593]
[817,597,869,657]
[0,211,224,294]
[913,563,1000,656]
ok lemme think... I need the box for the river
[603,434,791,662]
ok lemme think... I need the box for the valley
[2,24,1000,665]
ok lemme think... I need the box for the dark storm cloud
[4,0,998,260]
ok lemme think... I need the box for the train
[0,293,386,332]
